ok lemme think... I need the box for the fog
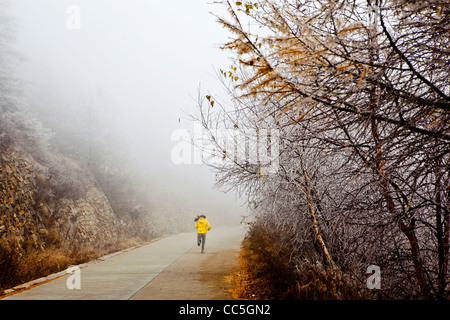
[7,0,246,225]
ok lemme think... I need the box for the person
[194,214,211,253]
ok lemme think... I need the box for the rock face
[56,187,149,248]
[0,149,42,248]
[0,147,150,251]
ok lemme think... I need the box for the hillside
[0,105,241,293]
[0,113,158,292]
[0,147,150,249]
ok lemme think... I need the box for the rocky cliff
[0,145,151,255]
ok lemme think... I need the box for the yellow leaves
[254,64,273,78]
[273,96,316,126]
[259,168,265,178]
[435,5,443,17]
[235,1,258,14]
[276,109,309,124]
[337,22,364,36]
[221,36,254,55]
[355,66,368,88]
[295,113,306,123]
[426,113,445,129]
[336,64,350,72]
[245,4,254,11]
[205,95,215,107]
[334,61,369,89]
[281,105,291,113]
[288,113,306,125]
[220,65,239,82]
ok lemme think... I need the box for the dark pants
[197,233,206,252]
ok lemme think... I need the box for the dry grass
[0,236,91,293]
[0,235,145,294]
[226,225,365,300]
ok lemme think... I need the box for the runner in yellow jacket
[195,214,211,253]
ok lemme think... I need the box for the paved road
[2,226,245,300]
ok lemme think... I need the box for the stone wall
[0,149,43,248]
[0,146,151,252]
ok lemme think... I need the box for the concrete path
[2,226,245,300]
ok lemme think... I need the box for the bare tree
[194,0,449,299]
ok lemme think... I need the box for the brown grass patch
[0,235,145,295]
[225,225,365,300]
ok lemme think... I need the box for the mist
[7,0,245,227]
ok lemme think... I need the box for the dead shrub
[0,237,23,290]
[0,237,98,291]
[227,223,364,300]
[0,231,146,293]
[43,228,62,247]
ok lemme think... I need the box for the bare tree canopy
[194,0,449,299]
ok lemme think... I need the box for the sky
[7,0,246,218]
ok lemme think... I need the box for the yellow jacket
[195,218,211,234]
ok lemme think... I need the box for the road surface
[2,226,245,300]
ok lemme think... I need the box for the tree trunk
[435,156,449,300]
[367,0,430,297]
[370,112,431,298]
[299,162,336,269]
